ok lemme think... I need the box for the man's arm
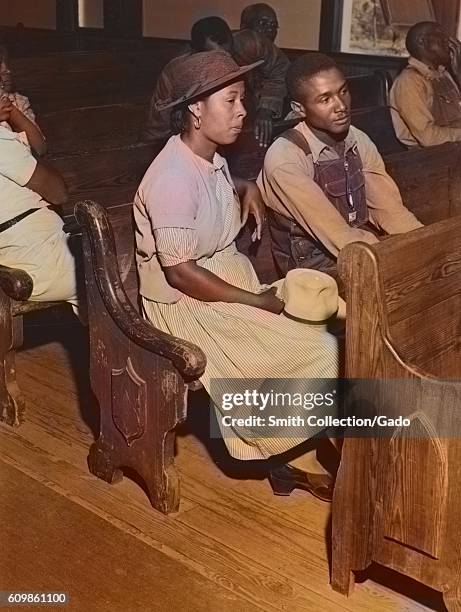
[25,160,68,205]
[357,131,423,234]
[390,74,461,147]
[259,161,379,258]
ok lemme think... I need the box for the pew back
[51,142,157,214]
[331,218,461,605]
[41,103,146,156]
[347,70,391,109]
[362,218,461,377]
[11,49,179,112]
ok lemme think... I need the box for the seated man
[240,2,280,44]
[142,16,289,148]
[0,95,78,308]
[390,22,461,147]
[258,53,422,279]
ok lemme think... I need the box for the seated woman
[133,50,340,501]
[0,45,46,156]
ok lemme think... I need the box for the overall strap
[277,128,312,157]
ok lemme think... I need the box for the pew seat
[332,216,461,611]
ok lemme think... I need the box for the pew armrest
[0,265,33,302]
[74,200,206,382]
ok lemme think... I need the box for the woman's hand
[232,176,266,241]
[164,260,284,313]
[0,94,13,122]
[254,287,284,314]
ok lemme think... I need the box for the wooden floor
[0,318,446,612]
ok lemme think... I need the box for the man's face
[422,26,450,67]
[295,68,351,137]
[251,7,278,43]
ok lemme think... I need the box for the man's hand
[449,37,461,82]
[237,179,266,241]
[254,107,273,148]
[0,94,12,122]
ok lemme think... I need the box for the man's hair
[190,16,232,52]
[405,21,440,59]
[287,53,340,102]
[240,3,276,29]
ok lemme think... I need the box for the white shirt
[0,126,47,224]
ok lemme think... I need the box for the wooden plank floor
[0,320,446,611]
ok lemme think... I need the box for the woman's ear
[290,101,306,117]
[188,101,201,119]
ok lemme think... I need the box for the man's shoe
[268,464,334,502]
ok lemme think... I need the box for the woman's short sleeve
[153,227,198,266]
[138,170,198,231]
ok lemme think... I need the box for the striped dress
[139,142,339,461]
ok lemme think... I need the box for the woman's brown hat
[156,50,263,111]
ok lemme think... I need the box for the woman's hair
[170,106,191,134]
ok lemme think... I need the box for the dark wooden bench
[51,142,158,213]
[10,49,178,113]
[75,200,206,514]
[346,70,391,110]
[41,102,146,156]
[11,46,392,116]
[331,215,461,611]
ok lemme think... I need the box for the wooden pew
[50,142,158,214]
[74,200,205,514]
[11,46,391,116]
[40,102,146,156]
[10,49,179,113]
[346,70,391,109]
[331,216,461,611]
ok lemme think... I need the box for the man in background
[142,15,289,147]
[240,2,280,44]
[390,21,461,147]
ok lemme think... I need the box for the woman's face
[195,80,247,146]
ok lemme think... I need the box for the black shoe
[268,464,334,502]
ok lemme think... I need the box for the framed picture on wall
[380,0,435,27]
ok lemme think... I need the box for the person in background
[390,22,461,147]
[135,51,340,502]
[142,16,289,148]
[0,45,46,156]
[240,2,280,44]
[0,96,78,311]
[258,53,423,280]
